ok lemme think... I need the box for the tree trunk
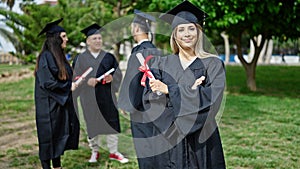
[265,39,273,64]
[112,0,122,61]
[220,32,230,64]
[248,39,254,62]
[245,64,256,91]
[234,33,266,91]
[256,35,265,64]
[114,41,121,61]
[259,42,267,63]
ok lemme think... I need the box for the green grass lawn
[222,65,300,169]
[0,64,34,75]
[0,64,299,168]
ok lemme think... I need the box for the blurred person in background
[73,23,128,164]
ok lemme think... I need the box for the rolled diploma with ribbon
[136,53,162,95]
[75,67,93,85]
[96,68,115,81]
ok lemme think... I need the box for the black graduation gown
[118,41,160,112]
[35,50,79,161]
[73,50,122,138]
[142,55,226,169]
[118,41,161,168]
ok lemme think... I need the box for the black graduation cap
[80,23,102,38]
[132,9,156,28]
[38,18,65,36]
[159,1,208,29]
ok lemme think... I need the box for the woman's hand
[191,76,205,89]
[149,79,169,94]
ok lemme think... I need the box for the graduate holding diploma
[73,23,128,164]
[141,1,227,168]
[34,18,79,169]
[118,10,162,168]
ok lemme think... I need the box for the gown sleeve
[36,51,71,106]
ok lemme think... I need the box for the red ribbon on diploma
[102,75,106,84]
[74,76,80,81]
[73,67,93,85]
[138,55,153,87]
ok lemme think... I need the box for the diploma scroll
[136,53,162,95]
[75,67,93,85]
[96,68,115,81]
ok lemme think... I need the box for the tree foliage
[195,0,300,90]
[0,0,155,61]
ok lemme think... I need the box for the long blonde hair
[170,23,216,59]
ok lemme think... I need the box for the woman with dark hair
[140,1,226,168]
[34,18,79,169]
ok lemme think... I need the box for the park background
[0,0,299,168]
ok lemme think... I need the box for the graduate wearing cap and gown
[117,10,162,168]
[34,18,79,169]
[73,23,128,163]
[140,1,226,168]
[118,9,160,112]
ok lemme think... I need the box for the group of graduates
[34,1,227,169]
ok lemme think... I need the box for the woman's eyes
[178,27,196,32]
[189,27,195,31]
[92,38,101,40]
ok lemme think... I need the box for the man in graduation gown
[73,23,128,163]
[117,10,163,168]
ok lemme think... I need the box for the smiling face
[175,23,197,51]
[60,32,68,49]
[87,33,102,52]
